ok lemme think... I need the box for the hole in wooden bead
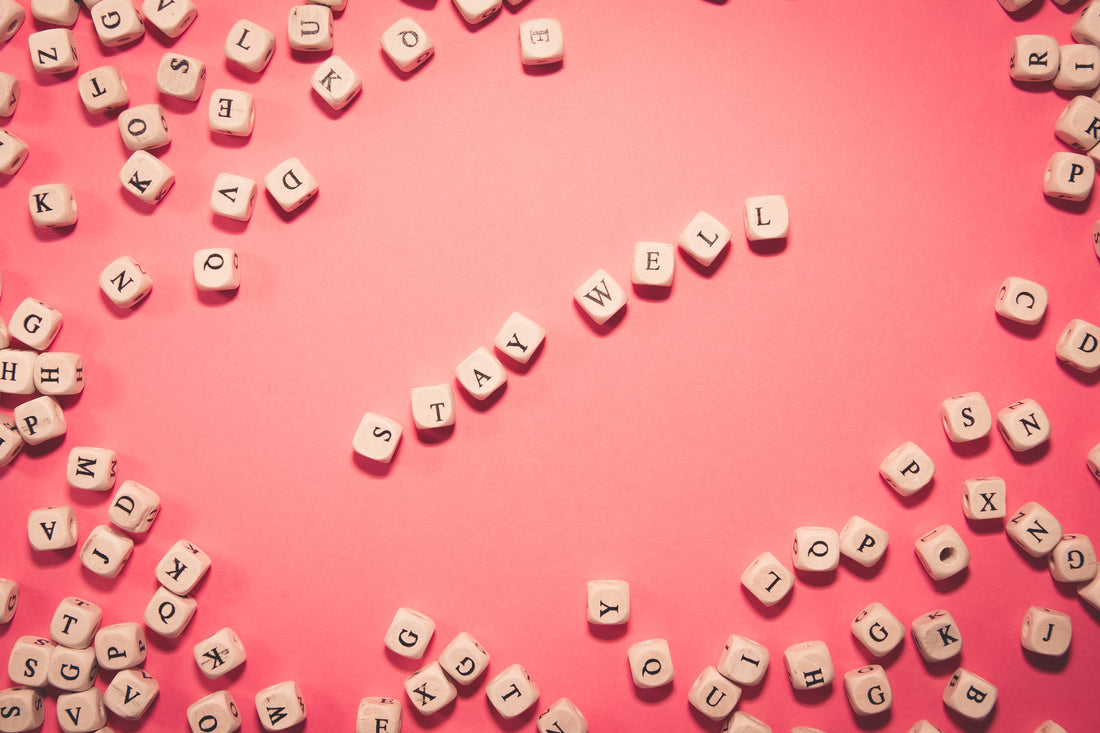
[939,547,957,564]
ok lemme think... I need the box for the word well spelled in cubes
[255,680,306,731]
[78,65,129,113]
[265,158,317,212]
[404,662,456,715]
[879,441,934,496]
[678,210,730,267]
[438,631,490,685]
[352,412,402,464]
[384,607,435,659]
[155,539,212,595]
[486,663,539,719]
[194,627,247,679]
[586,579,629,625]
[519,18,563,65]
[100,256,153,308]
[574,269,626,325]
[28,183,77,228]
[627,639,673,688]
[194,249,240,291]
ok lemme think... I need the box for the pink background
[2,0,1099,731]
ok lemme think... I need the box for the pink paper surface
[2,1,1099,731]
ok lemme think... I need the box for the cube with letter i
[520,19,563,65]
[740,551,793,606]
[1054,44,1100,91]
[717,634,769,686]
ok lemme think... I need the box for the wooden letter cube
[27,505,77,551]
[108,480,160,534]
[783,641,834,690]
[194,249,240,291]
[678,210,730,267]
[1008,501,1063,557]
[143,586,197,638]
[688,666,741,720]
[78,65,129,114]
[792,526,839,572]
[0,687,44,732]
[155,539,212,595]
[32,0,80,25]
[494,312,546,365]
[193,627,246,679]
[46,646,97,691]
[105,668,158,720]
[911,609,961,662]
[92,0,145,47]
[411,384,455,430]
[1056,318,1100,373]
[997,399,1050,452]
[225,19,275,73]
[56,687,105,731]
[28,183,77,228]
[187,691,241,733]
[210,173,257,221]
[726,711,772,733]
[744,195,789,240]
[851,602,904,658]
[29,29,79,74]
[740,551,793,606]
[288,4,333,51]
[14,396,66,445]
[311,55,361,111]
[141,0,196,38]
[456,346,507,401]
[1055,44,1100,91]
[265,157,317,212]
[627,639,673,688]
[1009,35,1059,81]
[99,255,153,308]
[879,441,934,496]
[1044,151,1094,201]
[574,269,626,325]
[839,515,889,567]
[717,634,769,686]
[8,637,54,687]
[631,242,675,288]
[943,668,996,721]
[0,128,28,175]
[438,631,490,685]
[381,17,434,73]
[355,697,401,733]
[208,89,254,136]
[80,524,134,578]
[384,607,434,659]
[94,622,146,671]
[156,53,205,101]
[0,415,23,467]
[453,0,501,25]
[0,72,17,117]
[914,525,970,581]
[1021,606,1071,656]
[67,446,117,491]
[962,477,1006,520]
[0,352,36,395]
[9,297,63,350]
[519,18,563,65]
[843,665,891,716]
[255,681,305,731]
[940,392,992,443]
[536,697,586,733]
[404,662,456,715]
[35,352,84,396]
[1049,533,1096,583]
[486,663,539,719]
[586,579,629,625]
[352,412,402,464]
[995,276,1047,324]
[0,579,17,625]
[0,0,24,43]
[119,150,175,204]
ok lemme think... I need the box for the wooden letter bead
[411,384,455,430]
[14,396,66,445]
[208,89,254,136]
[688,666,741,720]
[914,525,970,581]
[381,17,434,73]
[995,276,1047,324]
[908,721,942,733]
[586,579,629,625]
[143,586,197,638]
[28,183,77,228]
[56,687,105,732]
[0,351,31,395]
[1044,151,1095,201]
[851,602,904,658]
[536,697,587,733]
[35,352,84,396]
[792,526,839,572]
[105,668,158,720]
[783,641,834,690]
[962,477,1006,521]
[77,65,129,114]
[94,622,146,671]
[627,639,673,688]
[456,346,507,401]
[46,646,97,691]
[678,210,731,267]
[355,697,401,733]
[1056,318,1100,373]
[67,447,117,491]
[744,195,790,240]
[494,312,546,365]
[997,399,1050,452]
[631,242,675,288]
[265,157,317,212]
[0,0,24,43]
[717,634,768,686]
[92,0,144,47]
[0,72,17,117]
[1009,35,1059,81]
[725,711,772,733]
[9,297,62,351]
[384,607,435,659]
[910,609,961,662]
[0,128,28,176]
[210,173,257,221]
[0,687,44,732]
[438,631,490,685]
[119,104,170,151]
[225,19,276,73]
[879,441,934,496]
[352,412,402,464]
[108,480,160,534]
[1074,0,1100,46]
[0,415,23,467]
[943,668,997,721]
[1055,44,1100,91]
[1049,533,1096,583]
[119,150,175,204]
[453,0,501,25]
[486,664,539,719]
[255,681,305,731]
[194,249,240,291]
[141,0,196,38]
[99,255,153,308]
[288,5,333,51]
[155,540,212,595]
[1021,606,1071,656]
[843,665,892,716]
[1008,501,1063,557]
[32,0,80,25]
[156,53,205,101]
[839,515,889,567]
[27,505,78,551]
[8,637,55,688]
[311,55,361,111]
[193,627,246,679]
[574,269,626,325]
[187,691,242,733]
[519,18,564,66]
[80,525,134,578]
[0,579,19,624]
[1056,95,1100,152]
[404,662,456,715]
[940,392,992,443]
[740,551,793,606]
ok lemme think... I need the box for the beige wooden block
[0,350,36,395]
[1049,533,1097,583]
[94,622,147,671]
[108,479,160,534]
[193,627,246,679]
[1007,501,1063,557]
[28,183,77,228]
[486,663,539,719]
[783,641,833,690]
[14,395,66,445]
[998,399,1050,452]
[35,352,84,396]
[792,526,839,572]
[740,551,793,606]
[28,29,79,75]
[942,667,997,721]
[352,412,402,464]
[627,639,673,688]
[0,414,23,467]
[0,72,17,117]
[80,525,134,578]
[187,691,241,733]
[404,662,455,715]
[536,697,586,733]
[717,634,768,686]
[438,631,490,685]
[210,174,257,221]
[911,609,961,662]
[208,89,254,136]
[288,4,333,51]
[8,297,62,350]
[46,646,97,692]
[411,384,455,430]
[27,505,78,551]
[1044,151,1094,201]
[155,539,212,595]
[66,446,116,491]
[1056,318,1100,373]
[0,686,44,732]
[1009,35,1059,81]
[995,276,1047,324]
[32,0,80,25]
[142,0,196,38]
[914,525,970,581]
[519,18,563,65]
[7,636,53,687]
[494,312,545,365]
[194,249,240,291]
[687,665,741,720]
[100,255,153,307]
[678,210,730,267]
[355,697,401,733]
[962,477,1006,521]
[453,0,501,24]
[631,242,674,288]
[1055,44,1100,91]
[839,515,889,567]
[381,17,433,73]
[264,157,318,212]
[574,269,626,325]
[91,0,144,47]
[851,601,904,658]
[78,64,130,114]
[940,392,992,443]
[156,53,205,101]
[843,665,892,716]
[105,668,158,720]
[725,711,772,733]
[0,579,17,625]
[119,150,175,205]
[384,607,435,660]
[225,19,275,73]
[456,346,507,401]
[1080,570,1100,610]
[0,128,28,176]
[879,441,934,496]
[143,586,197,638]
[744,195,789,240]
[56,687,105,732]
[1021,606,1071,657]
[255,681,305,731]
[311,55,361,111]
[586,579,629,625]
